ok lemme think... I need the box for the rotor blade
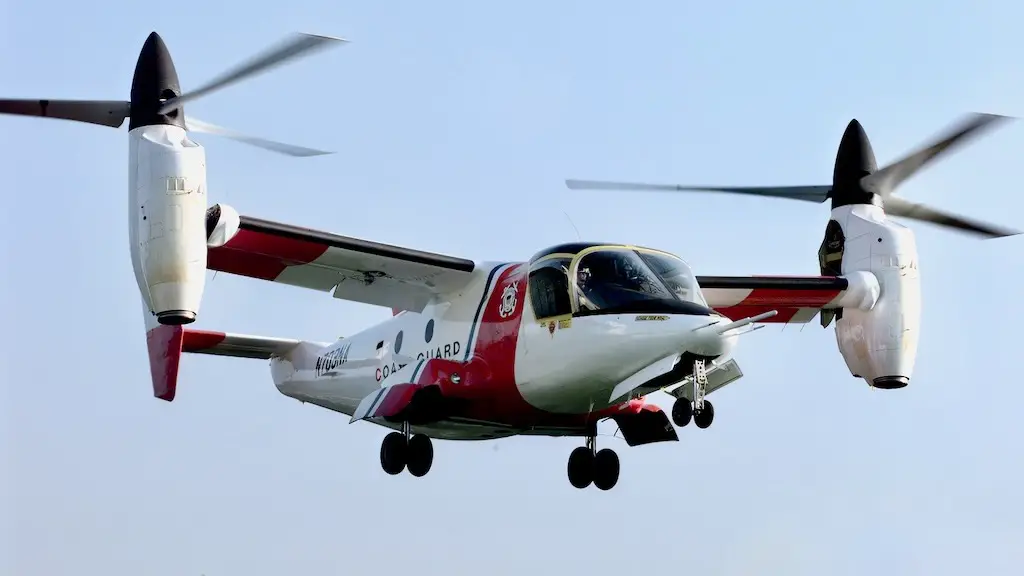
[158,33,348,115]
[0,99,129,128]
[185,116,332,157]
[565,179,831,203]
[861,113,1014,196]
[884,196,1020,238]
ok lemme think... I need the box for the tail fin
[142,304,318,401]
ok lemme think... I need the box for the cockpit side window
[528,257,573,320]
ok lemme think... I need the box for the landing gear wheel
[380,431,407,475]
[406,434,434,477]
[694,400,715,429]
[593,448,620,491]
[567,446,594,489]
[671,397,693,427]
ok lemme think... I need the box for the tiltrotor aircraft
[2,31,1017,491]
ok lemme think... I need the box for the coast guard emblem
[498,281,518,318]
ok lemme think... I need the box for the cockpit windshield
[639,250,707,307]
[573,248,708,316]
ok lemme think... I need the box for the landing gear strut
[567,434,620,490]
[671,358,715,429]
[380,421,434,477]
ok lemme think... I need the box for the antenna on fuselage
[562,210,582,241]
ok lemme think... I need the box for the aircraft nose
[687,315,738,358]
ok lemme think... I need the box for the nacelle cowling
[824,204,921,389]
[129,124,209,325]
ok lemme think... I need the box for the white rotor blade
[185,117,332,157]
[861,113,1014,196]
[565,179,831,203]
[159,33,348,115]
[884,196,1020,238]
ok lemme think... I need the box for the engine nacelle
[823,204,921,389]
[129,124,209,326]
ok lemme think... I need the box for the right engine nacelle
[129,124,209,326]
[825,204,922,389]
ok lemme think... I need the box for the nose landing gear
[567,434,620,490]
[670,358,715,429]
[380,421,435,477]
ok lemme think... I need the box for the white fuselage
[267,261,736,438]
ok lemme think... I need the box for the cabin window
[394,331,404,353]
[529,257,573,320]
[424,319,434,343]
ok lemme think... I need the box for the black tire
[593,448,620,491]
[567,446,594,489]
[406,434,434,477]
[694,401,715,429]
[380,432,407,475]
[671,397,693,427]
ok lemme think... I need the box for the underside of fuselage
[286,390,590,440]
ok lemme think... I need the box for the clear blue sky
[4,1,1024,574]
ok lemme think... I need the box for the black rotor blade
[158,33,347,115]
[0,99,129,128]
[861,113,1014,196]
[884,196,1020,238]
[565,179,831,203]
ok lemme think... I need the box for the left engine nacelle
[822,204,922,389]
[129,124,209,325]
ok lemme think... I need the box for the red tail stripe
[146,325,184,402]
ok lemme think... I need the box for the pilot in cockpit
[576,255,634,311]
[576,265,597,311]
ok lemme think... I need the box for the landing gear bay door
[664,358,744,401]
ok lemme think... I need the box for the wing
[696,275,877,324]
[207,214,478,313]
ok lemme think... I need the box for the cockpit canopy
[527,243,709,320]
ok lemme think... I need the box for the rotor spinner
[129,32,186,131]
[829,119,881,209]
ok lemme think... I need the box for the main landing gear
[380,422,434,477]
[671,358,715,429]
[567,434,620,490]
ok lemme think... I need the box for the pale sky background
[4,1,1024,575]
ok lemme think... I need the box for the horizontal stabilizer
[143,308,329,402]
[181,329,307,359]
